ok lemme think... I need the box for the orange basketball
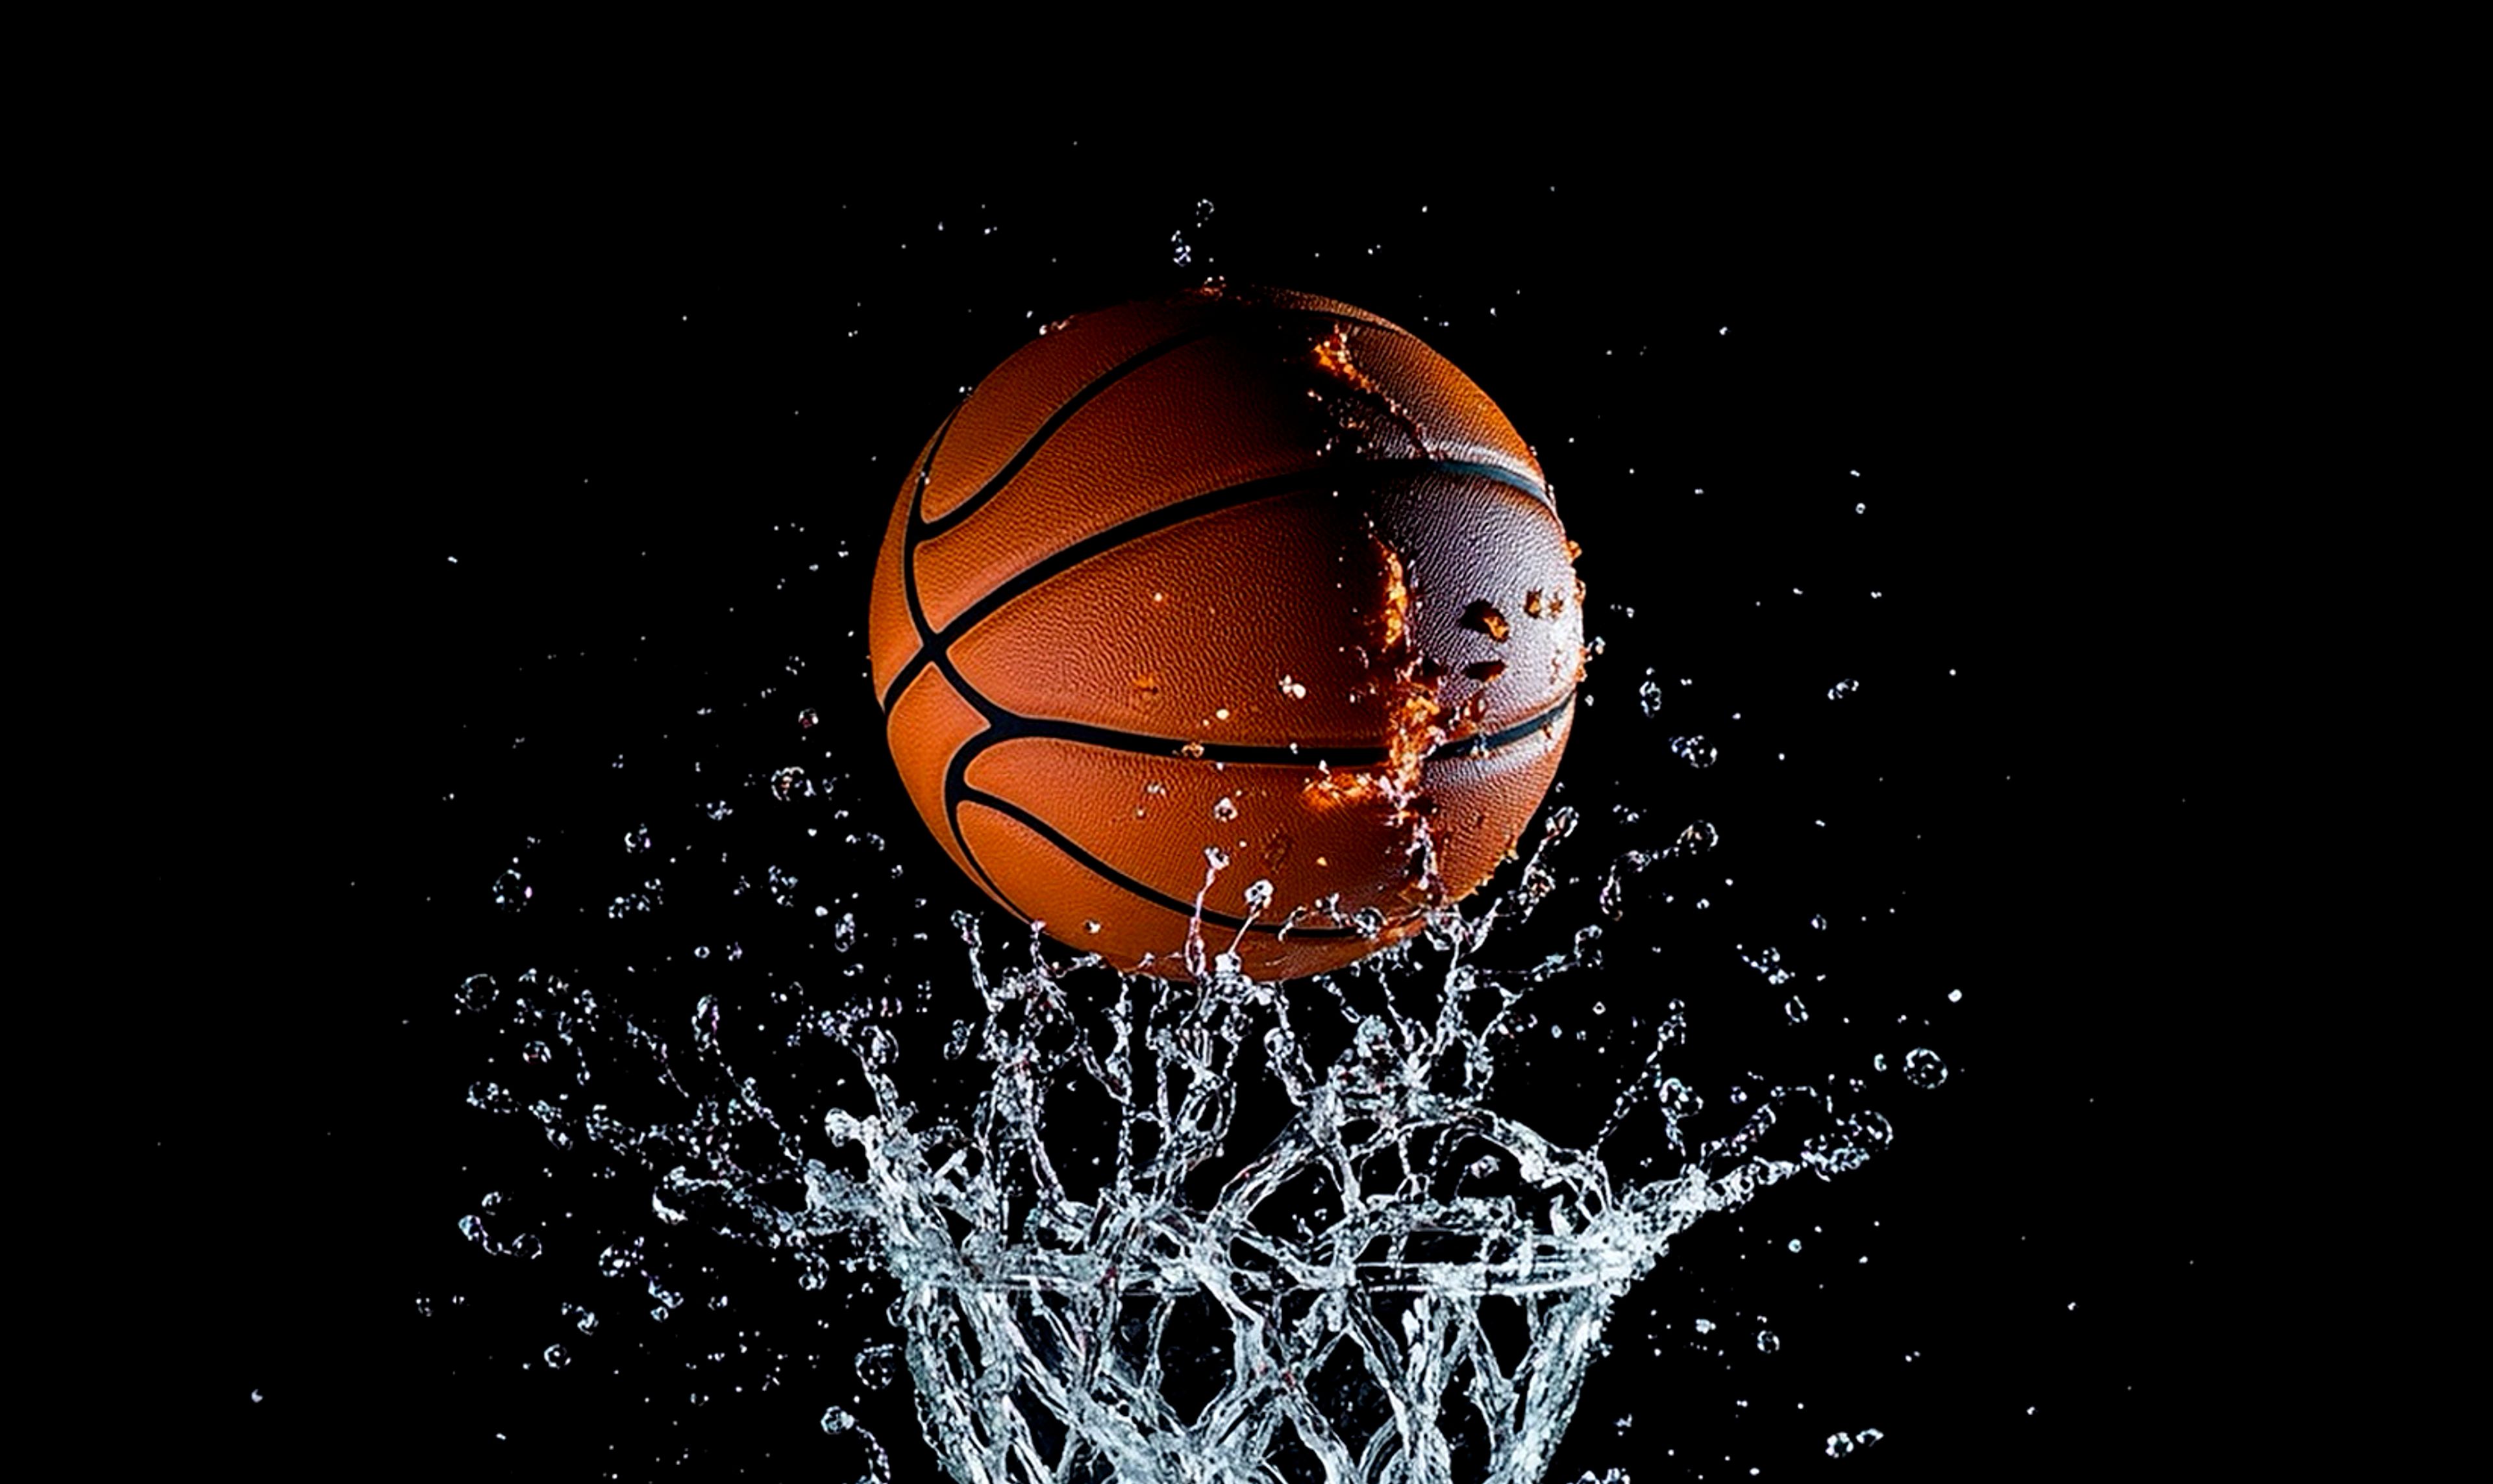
[868,284,1583,981]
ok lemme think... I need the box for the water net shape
[806,817,1885,1483]
[855,1089,1782,1484]
[469,808,1894,1483]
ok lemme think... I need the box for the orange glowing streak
[1312,325,1378,392]
[1304,539,1456,834]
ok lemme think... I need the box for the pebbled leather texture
[869,285,1582,980]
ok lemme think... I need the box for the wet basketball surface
[872,287,1585,983]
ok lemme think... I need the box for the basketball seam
[916,306,1442,535]
[958,795,1365,942]
[953,692,1576,942]
[897,409,1026,916]
[915,323,1223,535]
[884,458,1548,715]
[969,692,1578,769]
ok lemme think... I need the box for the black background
[126,140,2254,1479]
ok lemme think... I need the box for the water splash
[456,801,1894,1482]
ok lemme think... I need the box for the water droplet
[456,974,497,1011]
[1212,796,1239,822]
[1903,1048,1949,1089]
[797,706,819,730]
[1757,1329,1781,1352]
[854,1342,901,1390]
[624,823,651,853]
[542,1343,570,1369]
[491,870,528,911]
[1637,679,1664,717]
[821,1404,856,1434]
[1828,678,1861,700]
[1461,600,1510,641]
[772,766,806,802]
[1798,1112,1891,1180]
[1670,736,1717,769]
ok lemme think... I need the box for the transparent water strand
[458,808,1897,1483]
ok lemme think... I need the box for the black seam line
[899,404,960,652]
[913,305,1430,541]
[1429,692,1578,759]
[965,689,1577,769]
[898,408,1021,912]
[940,714,1030,921]
[934,689,1575,945]
[915,324,1223,538]
[878,456,1548,713]
[917,678,1572,941]
[958,788,1366,941]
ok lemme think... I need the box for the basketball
[868,284,1583,981]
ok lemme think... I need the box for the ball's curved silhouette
[869,284,1583,980]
